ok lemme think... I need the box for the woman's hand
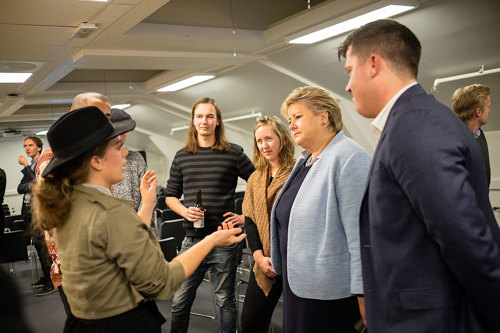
[211,222,246,247]
[253,250,276,278]
[222,212,245,226]
[256,256,276,278]
[358,296,366,326]
[140,170,157,206]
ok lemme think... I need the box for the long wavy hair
[252,115,295,172]
[32,141,108,231]
[183,97,231,153]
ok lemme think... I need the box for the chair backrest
[0,230,28,263]
[156,195,168,210]
[160,219,185,251]
[234,197,243,215]
[12,220,26,232]
[158,208,182,222]
[165,209,182,221]
[159,237,177,261]
[2,203,10,216]
[4,215,23,229]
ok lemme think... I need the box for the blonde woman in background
[240,116,295,332]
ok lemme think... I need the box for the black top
[477,127,491,187]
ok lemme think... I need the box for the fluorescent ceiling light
[158,75,215,92]
[289,4,417,44]
[0,72,32,83]
[36,130,48,136]
[112,104,131,109]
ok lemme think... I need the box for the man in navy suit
[338,19,500,332]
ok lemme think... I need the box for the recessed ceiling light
[157,75,215,92]
[0,72,32,83]
[36,130,48,136]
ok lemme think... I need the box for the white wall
[485,130,500,208]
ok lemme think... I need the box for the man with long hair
[166,97,254,333]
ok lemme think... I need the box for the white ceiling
[1,0,499,157]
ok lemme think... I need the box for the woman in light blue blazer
[270,86,371,332]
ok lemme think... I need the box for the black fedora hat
[42,106,135,177]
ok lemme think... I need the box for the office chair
[156,208,183,223]
[4,214,23,230]
[158,237,177,261]
[2,203,10,216]
[160,219,185,252]
[234,197,243,215]
[0,230,29,275]
[12,220,26,232]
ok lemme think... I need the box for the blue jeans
[170,237,238,333]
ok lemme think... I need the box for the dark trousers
[64,301,165,333]
[22,203,52,281]
[240,266,282,333]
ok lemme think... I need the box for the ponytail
[32,176,73,230]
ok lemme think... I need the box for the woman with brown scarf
[240,115,295,333]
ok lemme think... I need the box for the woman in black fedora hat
[32,106,246,332]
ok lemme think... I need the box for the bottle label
[194,215,204,229]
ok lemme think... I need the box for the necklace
[307,133,335,167]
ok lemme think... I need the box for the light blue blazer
[270,130,371,300]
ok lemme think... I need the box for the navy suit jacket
[360,84,500,333]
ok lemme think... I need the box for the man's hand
[185,206,205,222]
[222,212,245,226]
[18,155,28,167]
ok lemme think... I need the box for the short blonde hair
[252,116,295,171]
[452,84,490,122]
[281,86,342,133]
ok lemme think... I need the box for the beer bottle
[193,189,205,230]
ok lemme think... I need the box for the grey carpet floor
[4,251,282,333]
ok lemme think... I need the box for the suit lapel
[362,84,427,210]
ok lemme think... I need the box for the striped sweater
[165,143,255,236]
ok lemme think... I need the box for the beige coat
[54,185,185,320]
